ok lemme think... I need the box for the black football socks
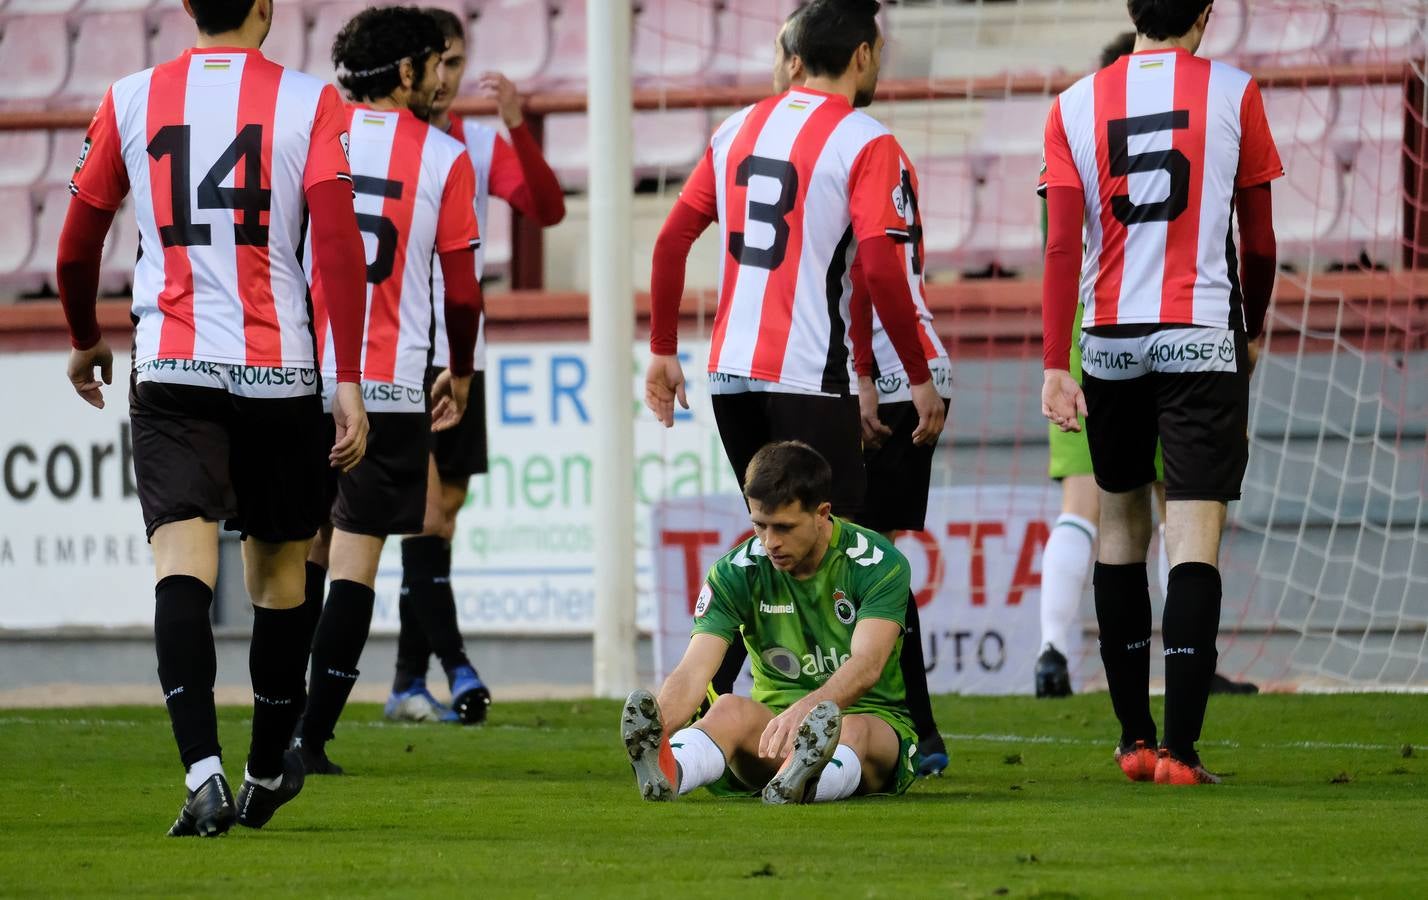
[402,536,473,682]
[248,601,314,780]
[154,575,222,770]
[899,592,941,744]
[1162,562,1222,763]
[393,575,432,693]
[1093,562,1157,748]
[300,580,375,750]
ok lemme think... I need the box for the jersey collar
[785,86,851,108]
[185,46,266,58]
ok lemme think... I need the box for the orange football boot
[1114,740,1159,782]
[1154,748,1222,785]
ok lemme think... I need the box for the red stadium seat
[542,113,589,189]
[0,130,50,188]
[23,184,72,288]
[537,0,587,89]
[1198,0,1246,61]
[708,0,798,84]
[1335,7,1424,61]
[39,129,85,186]
[258,3,307,71]
[469,0,551,88]
[633,109,708,179]
[0,15,71,103]
[3,0,81,13]
[633,0,717,83]
[1238,4,1333,62]
[80,0,155,13]
[1262,87,1336,146]
[964,154,1043,269]
[1273,144,1344,262]
[1328,141,1402,267]
[1332,85,1406,147]
[64,12,148,102]
[0,187,35,276]
[917,156,976,264]
[973,97,1053,158]
[148,6,194,67]
[307,2,366,85]
[482,196,511,277]
[100,198,137,293]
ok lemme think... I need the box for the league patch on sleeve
[694,582,713,618]
[73,136,92,175]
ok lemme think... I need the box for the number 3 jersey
[692,517,914,730]
[680,87,923,395]
[311,106,480,392]
[1038,48,1283,331]
[70,48,352,371]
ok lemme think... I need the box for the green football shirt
[691,517,913,730]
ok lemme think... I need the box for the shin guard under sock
[1092,562,1157,747]
[301,580,375,749]
[154,575,221,770]
[1162,562,1222,762]
[248,601,315,779]
[403,536,471,678]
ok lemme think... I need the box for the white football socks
[185,755,224,793]
[1039,513,1098,654]
[669,727,725,796]
[1157,524,1171,600]
[811,744,861,802]
[244,767,283,791]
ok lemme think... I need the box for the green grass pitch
[2,693,1425,897]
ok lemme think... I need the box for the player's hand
[1042,369,1087,433]
[430,369,472,432]
[759,696,818,762]
[909,379,945,447]
[67,339,113,409]
[644,354,689,428]
[1246,340,1261,376]
[478,71,524,129]
[858,376,892,448]
[330,381,369,473]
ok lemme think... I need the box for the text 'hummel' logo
[759,601,795,615]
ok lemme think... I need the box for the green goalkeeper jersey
[691,518,913,729]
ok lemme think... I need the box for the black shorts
[710,390,865,519]
[129,379,328,542]
[324,411,431,537]
[1081,325,1250,502]
[861,398,950,533]
[426,366,488,480]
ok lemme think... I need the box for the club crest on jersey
[694,582,712,618]
[833,589,855,625]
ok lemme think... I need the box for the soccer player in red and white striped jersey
[295,6,484,776]
[646,0,945,521]
[381,8,568,727]
[1039,0,1281,785]
[57,0,368,836]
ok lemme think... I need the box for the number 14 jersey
[1039,48,1283,332]
[681,87,921,395]
[71,48,352,371]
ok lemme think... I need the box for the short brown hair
[743,441,832,513]
[425,6,465,44]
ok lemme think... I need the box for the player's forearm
[307,179,366,383]
[1042,186,1084,372]
[806,653,886,711]
[857,236,931,384]
[55,197,116,350]
[439,247,483,377]
[655,667,709,731]
[650,200,714,356]
[1235,183,1277,341]
[505,124,566,225]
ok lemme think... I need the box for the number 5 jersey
[70,48,353,371]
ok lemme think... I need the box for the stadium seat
[307,2,365,85]
[1332,85,1406,147]
[0,130,50,188]
[482,197,511,278]
[3,0,80,13]
[542,113,588,189]
[1262,87,1336,146]
[23,184,72,289]
[708,0,799,84]
[536,0,587,89]
[39,129,86,186]
[0,187,35,277]
[972,97,1053,158]
[259,3,308,71]
[99,198,137,293]
[1326,141,1403,268]
[916,156,976,264]
[1198,0,1245,60]
[1238,5,1333,61]
[1272,144,1344,263]
[633,109,708,180]
[468,0,550,87]
[148,7,194,67]
[64,12,148,102]
[1334,8,1424,61]
[632,0,717,83]
[0,15,71,103]
[963,155,1043,269]
[80,0,155,13]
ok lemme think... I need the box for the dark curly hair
[332,6,445,103]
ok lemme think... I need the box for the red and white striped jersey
[430,114,497,371]
[70,48,352,370]
[312,106,480,390]
[1039,48,1283,331]
[866,149,948,379]
[682,87,920,395]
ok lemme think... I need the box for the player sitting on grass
[622,441,920,804]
